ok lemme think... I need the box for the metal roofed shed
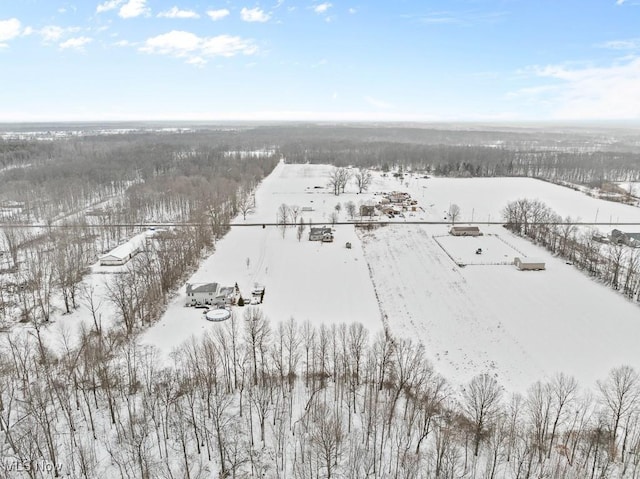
[514,257,545,271]
[449,226,482,236]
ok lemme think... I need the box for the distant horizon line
[1,119,640,127]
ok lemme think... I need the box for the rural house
[514,257,545,271]
[185,282,219,306]
[449,226,482,236]
[610,229,640,247]
[360,205,376,217]
[309,227,333,241]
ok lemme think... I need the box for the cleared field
[361,224,640,392]
[140,163,640,392]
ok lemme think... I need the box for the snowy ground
[27,162,640,394]
[140,162,382,357]
[433,233,526,266]
[361,224,640,393]
[394,175,640,231]
[138,163,640,393]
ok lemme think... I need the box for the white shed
[99,241,141,266]
[514,257,545,271]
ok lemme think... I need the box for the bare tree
[296,218,306,242]
[597,366,640,459]
[81,283,103,335]
[463,374,503,456]
[310,403,344,479]
[448,204,461,224]
[277,203,290,238]
[238,191,253,220]
[354,169,373,193]
[328,167,352,196]
[244,307,271,385]
[1,226,22,271]
[345,201,356,219]
[290,205,300,225]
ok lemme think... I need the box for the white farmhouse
[185,283,219,306]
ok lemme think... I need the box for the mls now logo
[1,458,58,474]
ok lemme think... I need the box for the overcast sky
[1,0,639,122]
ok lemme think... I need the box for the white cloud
[601,39,640,50]
[36,25,82,43]
[140,30,257,64]
[207,8,230,21]
[59,36,93,50]
[186,56,206,67]
[518,57,640,119]
[364,96,394,109]
[39,25,65,42]
[314,3,332,14]
[96,0,124,13]
[348,8,357,14]
[113,39,133,46]
[158,7,200,19]
[617,0,626,5]
[119,0,149,18]
[0,18,22,42]
[240,7,271,22]
[201,35,258,57]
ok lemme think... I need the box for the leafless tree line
[503,198,640,301]
[2,313,640,478]
[0,132,276,332]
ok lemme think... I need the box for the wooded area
[2,124,640,478]
[2,314,640,478]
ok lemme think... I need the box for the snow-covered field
[362,224,640,392]
[395,175,640,230]
[138,163,640,393]
[34,161,640,395]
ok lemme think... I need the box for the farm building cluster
[444,225,546,270]
[185,282,265,309]
[361,191,420,219]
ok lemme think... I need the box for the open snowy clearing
[138,163,640,393]
[140,162,382,358]
[361,223,640,392]
[29,162,640,394]
[391,175,640,233]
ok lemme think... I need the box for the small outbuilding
[514,257,545,271]
[99,241,141,266]
[450,226,482,236]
